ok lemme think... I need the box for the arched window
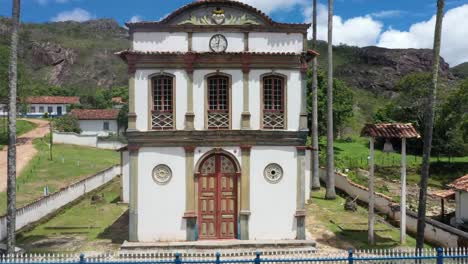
[151,75,174,130]
[262,75,285,129]
[207,75,230,129]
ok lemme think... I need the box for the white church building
[117,0,317,242]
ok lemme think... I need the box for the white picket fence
[0,248,468,264]
[0,165,120,241]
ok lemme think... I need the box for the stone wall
[318,168,468,247]
[0,165,120,241]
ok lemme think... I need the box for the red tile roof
[449,174,468,192]
[70,109,119,120]
[430,189,455,199]
[26,96,80,105]
[361,123,421,139]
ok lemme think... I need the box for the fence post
[79,254,85,264]
[175,253,181,264]
[216,252,221,264]
[437,248,443,264]
[255,252,261,264]
[348,249,353,264]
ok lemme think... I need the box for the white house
[0,96,80,117]
[117,0,316,242]
[70,109,120,136]
[450,174,468,226]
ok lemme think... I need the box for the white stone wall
[134,69,302,131]
[121,151,130,203]
[133,32,189,52]
[135,146,300,241]
[249,33,303,53]
[249,146,297,240]
[53,132,98,147]
[137,147,187,241]
[0,166,119,241]
[132,32,303,54]
[79,120,119,136]
[456,191,468,223]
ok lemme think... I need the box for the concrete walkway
[0,119,50,191]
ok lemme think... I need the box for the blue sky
[1,0,468,65]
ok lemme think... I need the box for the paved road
[0,119,50,191]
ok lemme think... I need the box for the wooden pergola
[361,123,420,245]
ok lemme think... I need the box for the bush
[53,115,81,133]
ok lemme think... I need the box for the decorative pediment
[178,7,260,26]
[160,1,269,26]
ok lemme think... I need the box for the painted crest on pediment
[179,7,260,26]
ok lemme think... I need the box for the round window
[264,163,283,184]
[152,164,172,185]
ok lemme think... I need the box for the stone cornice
[126,130,307,147]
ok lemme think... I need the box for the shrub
[53,115,81,133]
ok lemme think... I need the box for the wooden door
[198,154,238,239]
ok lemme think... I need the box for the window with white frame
[207,75,230,129]
[30,106,36,113]
[103,121,110,131]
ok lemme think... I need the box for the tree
[7,0,21,254]
[416,0,445,248]
[52,115,81,133]
[310,0,320,190]
[325,0,336,199]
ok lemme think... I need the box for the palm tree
[416,0,445,248]
[311,0,320,190]
[7,0,21,254]
[325,0,336,199]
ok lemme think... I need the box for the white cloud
[370,10,404,18]
[378,4,468,66]
[234,0,307,14]
[305,3,383,47]
[303,2,468,66]
[51,8,93,22]
[129,15,142,23]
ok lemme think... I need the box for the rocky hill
[0,17,465,96]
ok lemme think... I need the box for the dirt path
[0,118,50,191]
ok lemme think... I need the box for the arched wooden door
[198,153,238,239]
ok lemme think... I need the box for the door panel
[198,154,238,239]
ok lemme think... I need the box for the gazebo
[361,123,420,245]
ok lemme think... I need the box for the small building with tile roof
[70,109,120,136]
[449,174,468,225]
[0,96,80,117]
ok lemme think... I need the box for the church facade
[117,0,317,242]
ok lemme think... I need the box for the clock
[209,34,228,52]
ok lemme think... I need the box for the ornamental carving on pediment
[179,7,259,26]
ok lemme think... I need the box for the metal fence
[1,248,468,264]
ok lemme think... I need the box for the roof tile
[361,123,421,138]
[71,109,119,120]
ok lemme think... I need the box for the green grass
[0,119,38,147]
[0,135,119,214]
[17,178,127,253]
[328,137,468,188]
[308,188,424,249]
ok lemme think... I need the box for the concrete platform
[120,240,317,256]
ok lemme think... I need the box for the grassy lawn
[307,188,423,249]
[0,136,119,214]
[17,177,128,253]
[329,137,468,188]
[0,119,38,147]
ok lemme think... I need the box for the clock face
[209,34,228,52]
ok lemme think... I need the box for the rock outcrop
[31,41,76,85]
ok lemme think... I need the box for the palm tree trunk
[416,0,444,249]
[311,0,320,190]
[325,0,336,199]
[7,0,21,254]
